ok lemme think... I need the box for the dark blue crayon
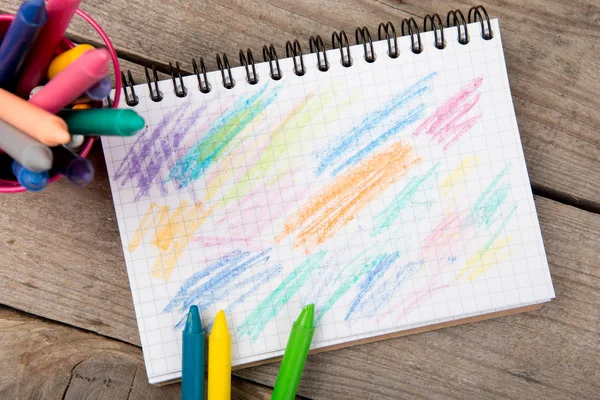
[12,160,48,192]
[0,0,47,87]
[50,145,94,186]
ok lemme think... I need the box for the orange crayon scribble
[128,201,213,281]
[276,141,421,254]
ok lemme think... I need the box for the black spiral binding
[286,40,306,76]
[192,57,211,93]
[332,30,353,67]
[126,5,493,101]
[263,45,282,80]
[355,27,375,63]
[309,35,329,72]
[424,14,445,49]
[378,22,398,59]
[239,49,258,84]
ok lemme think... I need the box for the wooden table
[1,0,599,398]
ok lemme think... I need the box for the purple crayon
[50,145,94,186]
[84,75,112,100]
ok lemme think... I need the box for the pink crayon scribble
[378,211,472,324]
[193,236,252,247]
[211,167,310,251]
[414,76,483,150]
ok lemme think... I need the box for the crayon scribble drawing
[105,64,550,368]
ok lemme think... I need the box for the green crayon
[58,108,145,137]
[272,304,315,400]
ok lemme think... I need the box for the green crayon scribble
[168,85,280,188]
[371,163,440,236]
[223,88,338,205]
[238,250,327,340]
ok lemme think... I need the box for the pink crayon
[16,0,82,98]
[29,49,110,114]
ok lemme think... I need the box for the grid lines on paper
[100,19,554,382]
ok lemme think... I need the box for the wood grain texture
[0,306,272,400]
[1,0,598,202]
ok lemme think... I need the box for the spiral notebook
[102,7,554,384]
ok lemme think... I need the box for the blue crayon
[12,160,48,192]
[0,0,47,87]
[50,146,94,186]
[84,75,112,100]
[182,305,205,400]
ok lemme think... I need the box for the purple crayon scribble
[114,102,206,200]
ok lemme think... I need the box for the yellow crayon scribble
[458,235,512,281]
[129,201,213,281]
[440,155,479,197]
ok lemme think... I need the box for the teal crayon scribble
[466,164,511,229]
[167,84,280,188]
[238,250,327,340]
[468,203,517,266]
[371,163,441,236]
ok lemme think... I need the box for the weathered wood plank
[0,146,140,345]
[0,307,272,399]
[1,0,598,202]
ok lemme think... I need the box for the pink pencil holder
[0,10,122,193]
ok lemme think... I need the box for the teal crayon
[58,108,145,137]
[182,305,205,400]
[272,304,315,400]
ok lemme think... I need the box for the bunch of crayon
[182,304,315,400]
[0,0,144,192]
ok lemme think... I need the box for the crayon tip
[12,161,48,192]
[23,145,53,172]
[184,305,204,334]
[89,49,111,76]
[46,118,70,146]
[65,158,94,186]
[296,304,315,329]
[118,110,145,135]
[211,310,230,338]
[19,0,47,26]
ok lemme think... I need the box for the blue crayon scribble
[163,248,278,330]
[167,84,280,188]
[315,72,437,176]
[330,105,426,175]
[344,252,400,319]
[346,259,424,320]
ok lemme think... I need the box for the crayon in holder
[0,10,122,193]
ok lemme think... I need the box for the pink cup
[0,9,122,193]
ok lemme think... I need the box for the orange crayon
[0,88,70,146]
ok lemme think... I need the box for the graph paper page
[103,20,554,384]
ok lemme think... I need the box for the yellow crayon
[72,103,92,110]
[208,310,231,400]
[47,44,95,80]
